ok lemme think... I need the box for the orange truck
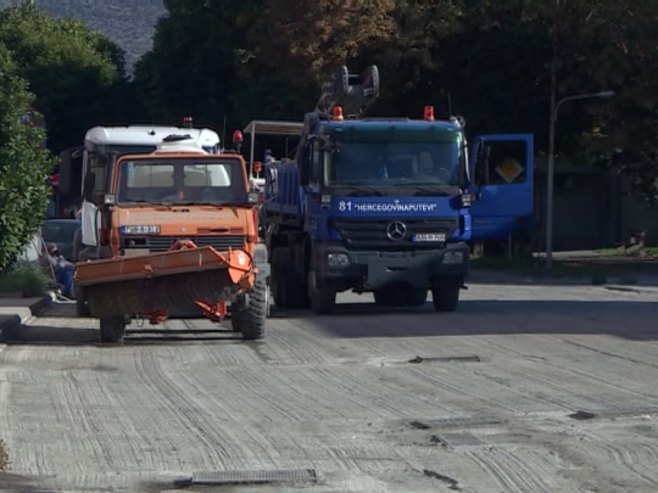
[73,133,269,343]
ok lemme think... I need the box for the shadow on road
[289,299,658,340]
[1,324,244,346]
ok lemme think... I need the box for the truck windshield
[324,141,460,188]
[117,158,247,205]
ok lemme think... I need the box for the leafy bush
[0,44,55,271]
[0,438,9,471]
[0,261,49,297]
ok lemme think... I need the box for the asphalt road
[1,283,658,492]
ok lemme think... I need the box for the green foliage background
[1,0,658,266]
[0,45,55,271]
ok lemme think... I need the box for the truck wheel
[75,285,90,317]
[99,316,126,343]
[235,276,267,340]
[406,288,428,307]
[271,248,286,307]
[374,288,406,307]
[271,248,308,309]
[230,306,243,332]
[308,271,335,315]
[431,284,460,312]
[311,289,336,314]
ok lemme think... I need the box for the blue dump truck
[260,65,529,314]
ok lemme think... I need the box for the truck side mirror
[83,173,95,201]
[474,143,491,186]
[299,144,312,186]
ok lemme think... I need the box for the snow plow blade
[75,244,254,321]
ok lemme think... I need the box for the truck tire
[75,285,90,317]
[374,288,406,307]
[99,316,126,343]
[230,309,243,332]
[406,288,428,307]
[431,284,460,312]
[271,248,286,307]
[308,271,336,315]
[311,289,336,314]
[271,248,308,309]
[234,276,267,340]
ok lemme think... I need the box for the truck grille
[121,235,246,252]
[330,219,458,249]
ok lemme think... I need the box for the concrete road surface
[1,283,658,492]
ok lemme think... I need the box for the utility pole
[545,0,560,269]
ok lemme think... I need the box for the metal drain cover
[411,416,502,429]
[568,406,658,421]
[175,468,317,487]
[433,432,484,447]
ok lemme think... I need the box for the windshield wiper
[391,183,458,196]
[121,199,174,206]
[411,186,452,196]
[171,201,228,206]
[337,185,384,196]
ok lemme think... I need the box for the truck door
[468,134,534,241]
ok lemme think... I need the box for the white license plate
[413,233,446,242]
[124,248,151,257]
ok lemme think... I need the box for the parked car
[40,219,82,262]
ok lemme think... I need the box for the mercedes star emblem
[386,221,407,241]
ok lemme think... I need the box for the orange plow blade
[75,246,254,321]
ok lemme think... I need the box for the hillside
[0,0,165,71]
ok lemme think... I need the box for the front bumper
[313,242,470,291]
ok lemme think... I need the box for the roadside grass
[0,438,9,471]
[0,262,49,297]
[470,255,639,285]
[596,246,658,259]
[635,246,658,259]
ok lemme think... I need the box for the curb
[468,271,658,293]
[0,294,52,339]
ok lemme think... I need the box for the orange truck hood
[117,206,252,236]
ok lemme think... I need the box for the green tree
[0,4,130,153]
[134,0,398,132]
[133,0,259,130]
[0,45,55,271]
[566,1,658,203]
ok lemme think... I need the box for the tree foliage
[0,45,55,271]
[2,1,655,202]
[0,4,130,153]
[133,0,398,130]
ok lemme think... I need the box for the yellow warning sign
[496,158,523,184]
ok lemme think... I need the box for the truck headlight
[327,253,350,267]
[442,251,464,265]
[120,225,161,235]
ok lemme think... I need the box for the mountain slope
[0,0,165,70]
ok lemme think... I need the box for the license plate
[413,233,446,242]
[124,248,151,257]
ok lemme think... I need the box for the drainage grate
[568,407,658,421]
[411,416,502,429]
[408,355,480,364]
[433,432,484,447]
[175,469,317,487]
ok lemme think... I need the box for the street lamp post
[545,90,615,268]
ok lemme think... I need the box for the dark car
[41,219,82,262]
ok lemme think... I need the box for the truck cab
[106,145,259,260]
[75,123,221,261]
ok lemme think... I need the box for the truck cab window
[326,141,458,187]
[118,159,245,204]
